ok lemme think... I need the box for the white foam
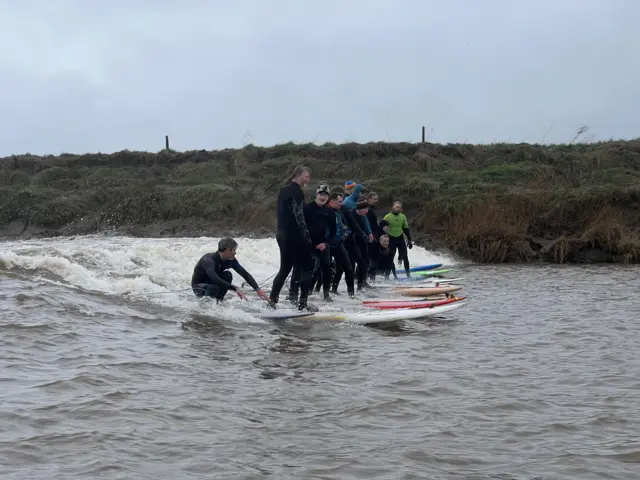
[0,234,458,322]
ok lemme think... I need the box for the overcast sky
[1,0,638,156]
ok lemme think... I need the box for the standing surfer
[383,201,413,277]
[269,165,318,312]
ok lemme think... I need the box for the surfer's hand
[316,243,326,252]
[236,289,247,300]
[256,289,269,301]
[368,234,375,243]
[407,242,413,249]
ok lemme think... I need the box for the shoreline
[2,139,639,264]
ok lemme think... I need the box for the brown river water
[1,235,639,479]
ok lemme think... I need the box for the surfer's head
[316,184,330,206]
[218,237,238,260]
[355,200,369,215]
[291,165,311,188]
[344,180,356,193]
[391,201,402,214]
[379,234,389,248]
[328,192,344,210]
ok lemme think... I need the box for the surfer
[289,184,335,303]
[326,192,356,298]
[332,197,369,292]
[365,192,380,238]
[353,201,373,288]
[383,201,413,277]
[343,180,375,242]
[191,237,270,303]
[369,234,398,281]
[269,165,318,312]
[365,192,381,281]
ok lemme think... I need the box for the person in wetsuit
[191,237,270,303]
[332,198,369,292]
[369,234,398,281]
[365,192,380,281]
[288,184,334,303]
[326,192,356,298]
[382,201,413,277]
[301,184,336,302]
[343,180,375,243]
[269,165,318,312]
[353,200,373,288]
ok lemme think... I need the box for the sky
[0,0,639,156]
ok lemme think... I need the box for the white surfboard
[258,311,315,320]
[371,278,464,288]
[288,301,468,325]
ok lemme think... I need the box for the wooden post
[165,135,170,150]
[421,126,425,144]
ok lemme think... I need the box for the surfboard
[258,311,315,320]
[361,295,448,304]
[364,296,467,310]
[415,269,453,276]
[289,301,467,324]
[394,277,464,287]
[407,263,443,273]
[397,285,462,296]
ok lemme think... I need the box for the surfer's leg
[350,242,367,290]
[355,235,372,288]
[191,271,232,302]
[319,248,333,301]
[396,239,410,275]
[333,243,355,297]
[287,264,301,304]
[296,248,318,312]
[270,234,295,304]
[210,271,233,302]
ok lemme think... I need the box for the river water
[1,235,638,479]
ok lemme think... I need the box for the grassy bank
[1,140,640,263]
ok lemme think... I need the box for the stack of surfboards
[356,262,468,321]
[258,263,468,325]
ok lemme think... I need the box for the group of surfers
[190,165,414,312]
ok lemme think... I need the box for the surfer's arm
[326,212,337,241]
[233,261,260,291]
[362,215,372,235]
[402,215,412,244]
[344,209,364,236]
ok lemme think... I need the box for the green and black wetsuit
[382,211,413,276]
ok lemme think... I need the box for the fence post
[421,126,425,144]
[165,135,170,151]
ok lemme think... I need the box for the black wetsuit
[191,252,260,301]
[366,205,380,279]
[289,201,335,301]
[332,205,367,291]
[369,243,397,281]
[366,205,380,238]
[269,181,317,309]
[353,211,371,284]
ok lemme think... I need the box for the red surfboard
[364,296,466,310]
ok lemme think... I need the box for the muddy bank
[1,140,640,263]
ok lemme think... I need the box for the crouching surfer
[369,234,398,281]
[191,237,270,303]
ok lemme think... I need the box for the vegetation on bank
[1,139,640,263]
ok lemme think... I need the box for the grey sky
[1,0,638,156]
